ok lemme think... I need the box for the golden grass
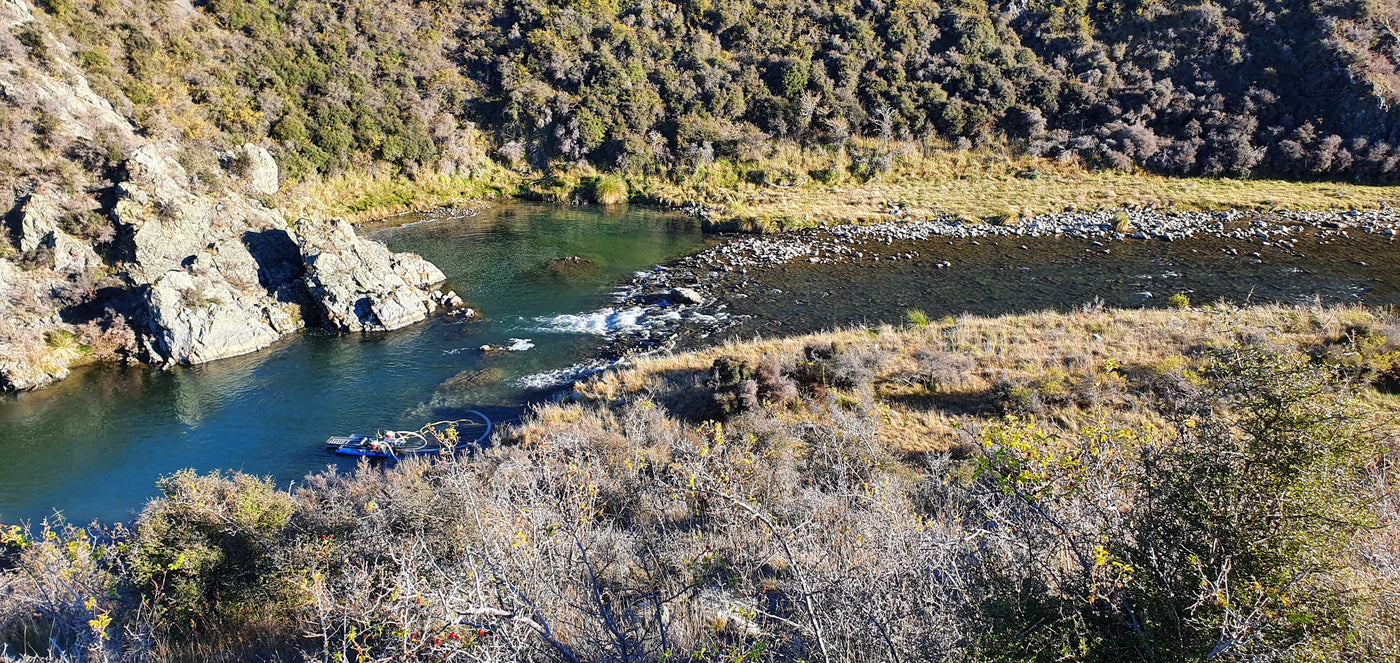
[871,403,964,453]
[570,303,1400,446]
[633,141,1400,229]
[277,165,520,224]
[272,140,1399,228]
[258,136,1400,228]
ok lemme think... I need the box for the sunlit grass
[276,141,1400,227]
[569,302,1400,441]
[277,165,520,224]
[631,141,1400,229]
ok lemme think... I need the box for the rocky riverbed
[678,207,1400,270]
[517,206,1400,390]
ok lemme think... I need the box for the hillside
[0,0,465,391]
[2,304,1397,661]
[5,0,1400,389]
[6,0,1400,201]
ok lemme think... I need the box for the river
[0,204,712,524]
[2,203,1398,525]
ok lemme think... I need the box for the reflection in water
[0,204,711,525]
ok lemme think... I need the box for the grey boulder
[295,218,448,332]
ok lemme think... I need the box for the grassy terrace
[642,152,1400,229]
[567,302,1400,447]
[281,143,1400,227]
[276,166,520,224]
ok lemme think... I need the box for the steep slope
[0,0,459,390]
[5,0,1398,188]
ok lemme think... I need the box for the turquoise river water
[0,204,712,524]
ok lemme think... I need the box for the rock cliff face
[114,144,455,368]
[17,195,102,275]
[0,0,458,389]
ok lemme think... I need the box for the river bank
[4,302,1396,661]
[268,143,1400,229]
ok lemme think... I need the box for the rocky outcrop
[104,143,296,365]
[143,269,294,365]
[109,149,458,366]
[141,232,304,365]
[295,218,448,332]
[0,255,79,390]
[16,194,58,254]
[0,0,460,388]
[15,194,102,275]
[111,146,290,285]
[235,144,280,195]
[88,130,462,368]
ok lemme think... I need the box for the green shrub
[976,346,1384,661]
[906,309,930,328]
[1122,346,1379,659]
[1166,291,1190,309]
[129,470,296,632]
[14,25,49,67]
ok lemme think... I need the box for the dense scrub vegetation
[6,0,1400,221]
[2,304,1397,661]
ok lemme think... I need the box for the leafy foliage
[128,470,295,632]
[975,346,1385,661]
[7,0,1400,199]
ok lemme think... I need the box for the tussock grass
[570,302,1400,436]
[591,174,629,205]
[577,304,1313,400]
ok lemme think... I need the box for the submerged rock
[440,367,505,391]
[670,287,705,305]
[543,255,600,279]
